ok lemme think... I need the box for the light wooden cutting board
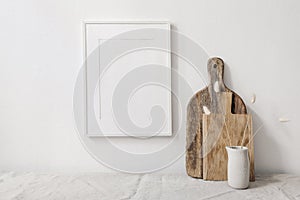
[202,92,254,181]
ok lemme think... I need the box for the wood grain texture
[202,92,255,181]
[186,57,253,180]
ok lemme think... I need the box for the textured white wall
[0,0,299,174]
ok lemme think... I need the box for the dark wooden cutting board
[186,57,255,181]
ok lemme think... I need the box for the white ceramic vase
[226,146,250,189]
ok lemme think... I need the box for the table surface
[0,172,299,200]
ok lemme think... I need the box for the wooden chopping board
[202,92,254,181]
[186,57,255,181]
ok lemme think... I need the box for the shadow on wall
[251,107,285,174]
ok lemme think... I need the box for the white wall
[0,0,300,174]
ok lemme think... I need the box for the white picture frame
[83,21,172,137]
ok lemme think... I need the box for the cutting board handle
[207,57,226,91]
[208,57,227,113]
